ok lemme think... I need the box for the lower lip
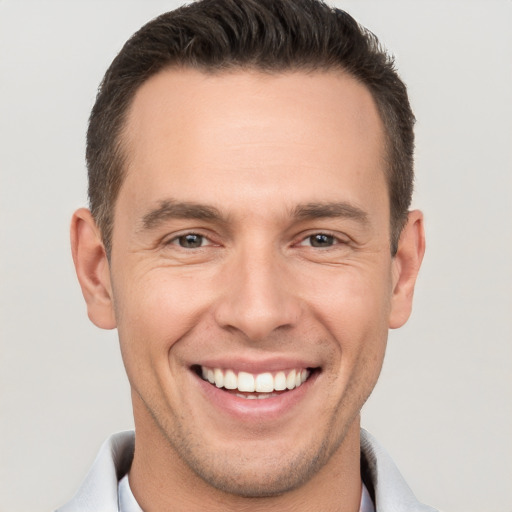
[193,371,318,422]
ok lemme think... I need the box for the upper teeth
[201,366,310,393]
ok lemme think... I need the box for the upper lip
[192,356,320,374]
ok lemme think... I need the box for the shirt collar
[117,473,375,512]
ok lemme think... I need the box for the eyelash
[165,231,347,250]
[167,232,212,249]
[297,232,346,248]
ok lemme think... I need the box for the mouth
[192,365,318,400]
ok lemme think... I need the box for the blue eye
[176,234,205,248]
[308,233,335,247]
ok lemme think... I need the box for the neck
[129,394,362,512]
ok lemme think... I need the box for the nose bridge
[214,238,300,341]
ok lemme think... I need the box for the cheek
[306,263,393,335]
[113,269,214,377]
[305,264,392,384]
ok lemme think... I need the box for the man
[60,0,434,510]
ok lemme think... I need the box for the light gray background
[1,1,511,511]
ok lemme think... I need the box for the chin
[188,451,326,498]
[168,430,338,499]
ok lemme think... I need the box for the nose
[213,245,301,342]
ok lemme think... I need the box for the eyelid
[295,230,349,247]
[164,230,218,248]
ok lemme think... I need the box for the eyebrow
[140,200,226,230]
[292,202,369,224]
[139,199,369,231]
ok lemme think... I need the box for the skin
[71,69,425,511]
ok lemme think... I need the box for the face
[73,68,423,498]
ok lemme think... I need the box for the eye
[173,233,207,249]
[301,233,337,248]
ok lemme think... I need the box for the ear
[389,210,426,329]
[70,208,116,329]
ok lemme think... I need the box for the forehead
[119,68,387,216]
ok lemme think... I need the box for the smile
[197,366,312,398]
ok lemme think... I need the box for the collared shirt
[117,475,141,512]
[117,473,376,512]
[57,429,439,512]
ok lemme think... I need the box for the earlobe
[389,210,425,329]
[70,208,117,329]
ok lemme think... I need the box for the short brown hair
[87,0,415,256]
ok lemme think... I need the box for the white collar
[118,474,142,512]
[117,473,375,512]
[58,429,437,512]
